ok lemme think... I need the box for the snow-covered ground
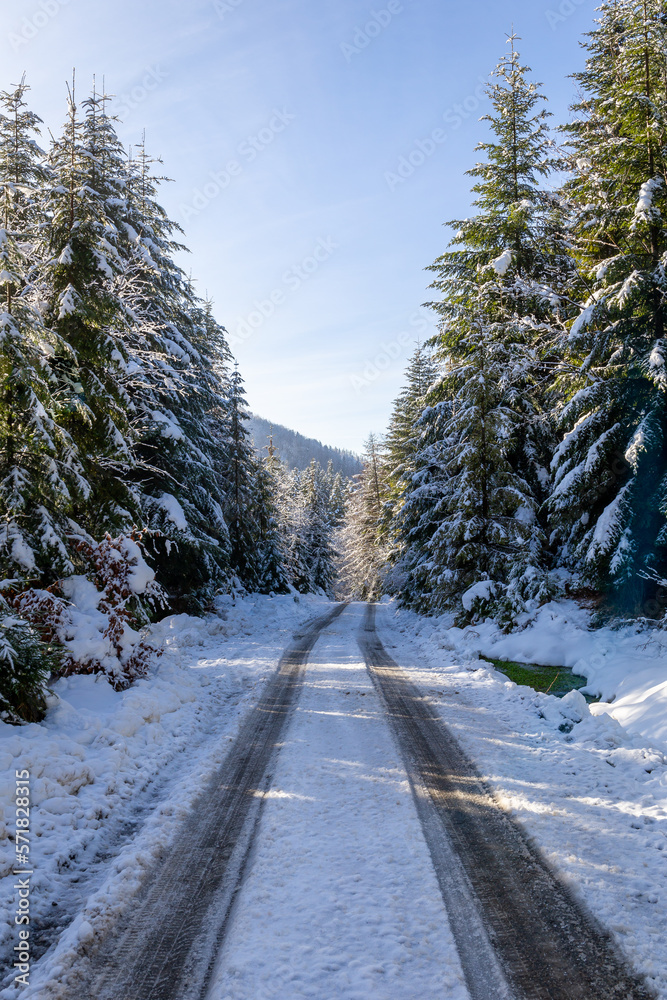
[379,600,667,1000]
[208,603,468,1000]
[453,598,667,744]
[0,592,329,996]
[3,594,666,999]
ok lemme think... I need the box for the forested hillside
[342,10,667,628]
[0,79,344,722]
[248,414,362,477]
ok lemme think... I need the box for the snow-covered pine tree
[0,78,84,587]
[300,459,338,596]
[136,288,234,608]
[253,456,290,594]
[422,38,569,620]
[275,466,312,592]
[84,109,233,607]
[382,344,440,551]
[38,79,136,541]
[549,0,667,613]
[338,434,386,599]
[384,372,451,609]
[221,365,263,589]
[329,468,348,527]
[424,306,551,622]
[0,592,59,722]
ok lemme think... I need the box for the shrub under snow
[12,533,166,701]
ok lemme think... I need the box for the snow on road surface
[208,602,469,1000]
[380,602,667,1000]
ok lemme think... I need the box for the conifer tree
[69,100,235,606]
[388,383,453,609]
[420,38,568,619]
[550,0,667,611]
[382,344,440,551]
[39,80,135,540]
[253,457,290,593]
[0,79,83,584]
[221,365,262,589]
[425,309,550,620]
[300,460,338,596]
[276,466,311,591]
[338,435,386,599]
[329,469,347,526]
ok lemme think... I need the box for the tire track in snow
[358,602,654,1000]
[80,603,347,1000]
[206,602,470,1000]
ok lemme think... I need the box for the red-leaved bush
[13,531,167,690]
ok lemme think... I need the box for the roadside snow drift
[0,593,328,996]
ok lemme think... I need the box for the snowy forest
[0,78,346,723]
[4,0,667,726]
[5,4,667,997]
[342,8,667,631]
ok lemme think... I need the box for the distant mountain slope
[248,415,362,478]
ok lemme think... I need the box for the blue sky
[2,0,596,453]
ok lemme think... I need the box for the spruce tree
[276,466,312,592]
[253,457,290,594]
[83,109,233,606]
[0,78,81,583]
[39,80,135,540]
[338,435,387,599]
[382,344,440,557]
[550,0,667,612]
[424,308,549,621]
[300,460,338,596]
[421,38,568,619]
[221,365,262,589]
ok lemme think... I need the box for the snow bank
[382,602,667,998]
[0,593,329,992]
[157,493,188,531]
[431,599,667,746]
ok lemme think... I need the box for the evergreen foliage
[382,344,440,546]
[0,79,80,585]
[338,435,387,600]
[0,75,333,721]
[419,37,565,620]
[346,17,667,626]
[550,0,667,613]
[0,594,55,723]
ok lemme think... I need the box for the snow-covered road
[208,602,468,1000]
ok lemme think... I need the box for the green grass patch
[487,658,596,701]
